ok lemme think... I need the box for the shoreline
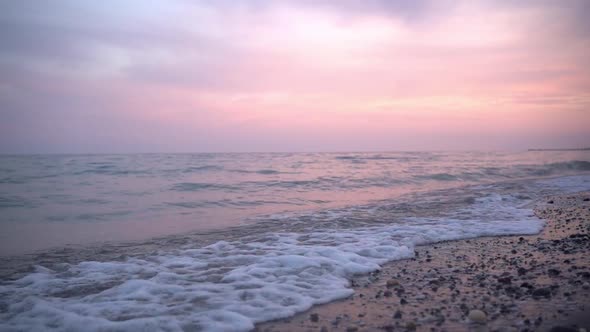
[1,172,586,260]
[256,192,590,332]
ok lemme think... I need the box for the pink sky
[0,0,589,152]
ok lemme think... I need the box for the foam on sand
[0,186,551,332]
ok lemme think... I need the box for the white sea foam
[0,187,552,332]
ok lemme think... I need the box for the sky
[0,0,589,153]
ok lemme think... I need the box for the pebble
[496,327,518,332]
[405,321,417,331]
[468,309,487,324]
[549,327,578,332]
[532,287,552,298]
[386,279,399,288]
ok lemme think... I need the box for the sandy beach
[256,192,590,332]
[3,0,590,329]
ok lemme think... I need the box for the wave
[0,177,25,184]
[0,196,36,209]
[335,153,438,162]
[74,168,150,176]
[412,161,590,183]
[167,199,300,209]
[182,165,224,173]
[255,169,280,175]
[415,173,458,181]
[229,169,297,175]
[76,210,133,222]
[334,155,358,160]
[0,187,547,331]
[170,182,238,192]
[540,160,590,173]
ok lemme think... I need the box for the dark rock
[548,268,561,276]
[518,267,527,275]
[393,310,402,319]
[380,325,395,332]
[497,276,512,284]
[331,317,341,326]
[386,279,399,288]
[549,326,578,332]
[310,313,319,322]
[405,322,417,331]
[504,286,519,295]
[459,303,469,314]
[569,233,586,239]
[532,287,552,298]
[400,298,408,305]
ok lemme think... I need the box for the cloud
[0,0,589,152]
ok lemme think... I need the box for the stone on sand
[468,309,487,324]
[386,279,399,288]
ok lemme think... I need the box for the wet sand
[256,192,590,332]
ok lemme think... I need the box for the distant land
[528,147,590,151]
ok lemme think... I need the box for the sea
[1,151,589,331]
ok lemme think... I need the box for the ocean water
[1,151,590,331]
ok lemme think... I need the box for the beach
[1,153,589,331]
[3,0,590,329]
[256,192,590,332]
